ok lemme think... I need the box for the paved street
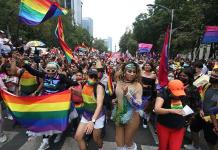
[0,117,216,150]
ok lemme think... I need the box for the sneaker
[127,143,137,150]
[143,119,148,128]
[184,144,201,150]
[38,138,49,150]
[0,134,7,143]
[54,134,62,143]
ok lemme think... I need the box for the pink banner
[138,43,153,49]
[205,26,218,32]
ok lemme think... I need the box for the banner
[202,26,218,44]
[19,0,67,26]
[138,43,153,53]
[1,90,71,135]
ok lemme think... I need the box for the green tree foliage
[0,0,92,50]
[121,0,218,56]
[92,38,108,52]
[119,31,137,55]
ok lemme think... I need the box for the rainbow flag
[19,0,67,26]
[202,26,218,44]
[107,68,113,96]
[56,17,76,63]
[1,90,71,133]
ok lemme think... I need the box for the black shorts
[190,113,218,145]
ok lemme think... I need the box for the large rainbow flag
[1,90,71,134]
[19,0,67,26]
[202,26,218,44]
[56,17,77,63]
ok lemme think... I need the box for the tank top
[82,84,104,120]
[141,76,156,97]
[20,71,38,95]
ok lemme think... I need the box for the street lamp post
[147,4,174,58]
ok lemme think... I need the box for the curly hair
[115,61,141,82]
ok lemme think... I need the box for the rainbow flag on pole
[1,90,71,134]
[56,17,76,63]
[202,26,218,44]
[19,0,67,26]
[107,69,113,96]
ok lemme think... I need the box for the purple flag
[202,26,218,44]
[138,43,153,53]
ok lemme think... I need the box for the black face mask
[180,77,189,85]
[209,77,218,84]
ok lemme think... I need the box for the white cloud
[82,0,154,50]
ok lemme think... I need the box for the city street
[0,117,215,150]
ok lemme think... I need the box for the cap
[168,80,186,96]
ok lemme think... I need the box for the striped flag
[158,28,170,87]
[138,43,153,53]
[202,26,218,44]
[19,0,67,26]
[1,90,71,135]
[56,17,77,63]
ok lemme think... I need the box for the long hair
[178,68,195,85]
[116,61,141,82]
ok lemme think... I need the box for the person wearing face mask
[112,62,143,150]
[184,62,218,150]
[155,80,187,150]
[23,61,79,150]
[74,68,105,150]
[177,68,202,150]
[178,68,201,114]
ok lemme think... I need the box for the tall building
[103,37,113,51]
[58,0,82,26]
[82,17,93,36]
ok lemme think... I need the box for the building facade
[82,17,93,36]
[58,0,82,26]
[103,37,113,51]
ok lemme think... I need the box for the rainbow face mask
[87,79,96,86]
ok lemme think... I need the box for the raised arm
[23,64,45,78]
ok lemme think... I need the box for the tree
[0,0,92,50]
[119,31,137,56]
[124,0,218,57]
[92,38,108,52]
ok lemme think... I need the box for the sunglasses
[46,69,56,73]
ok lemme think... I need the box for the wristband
[91,118,96,124]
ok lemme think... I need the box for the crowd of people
[0,30,218,150]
